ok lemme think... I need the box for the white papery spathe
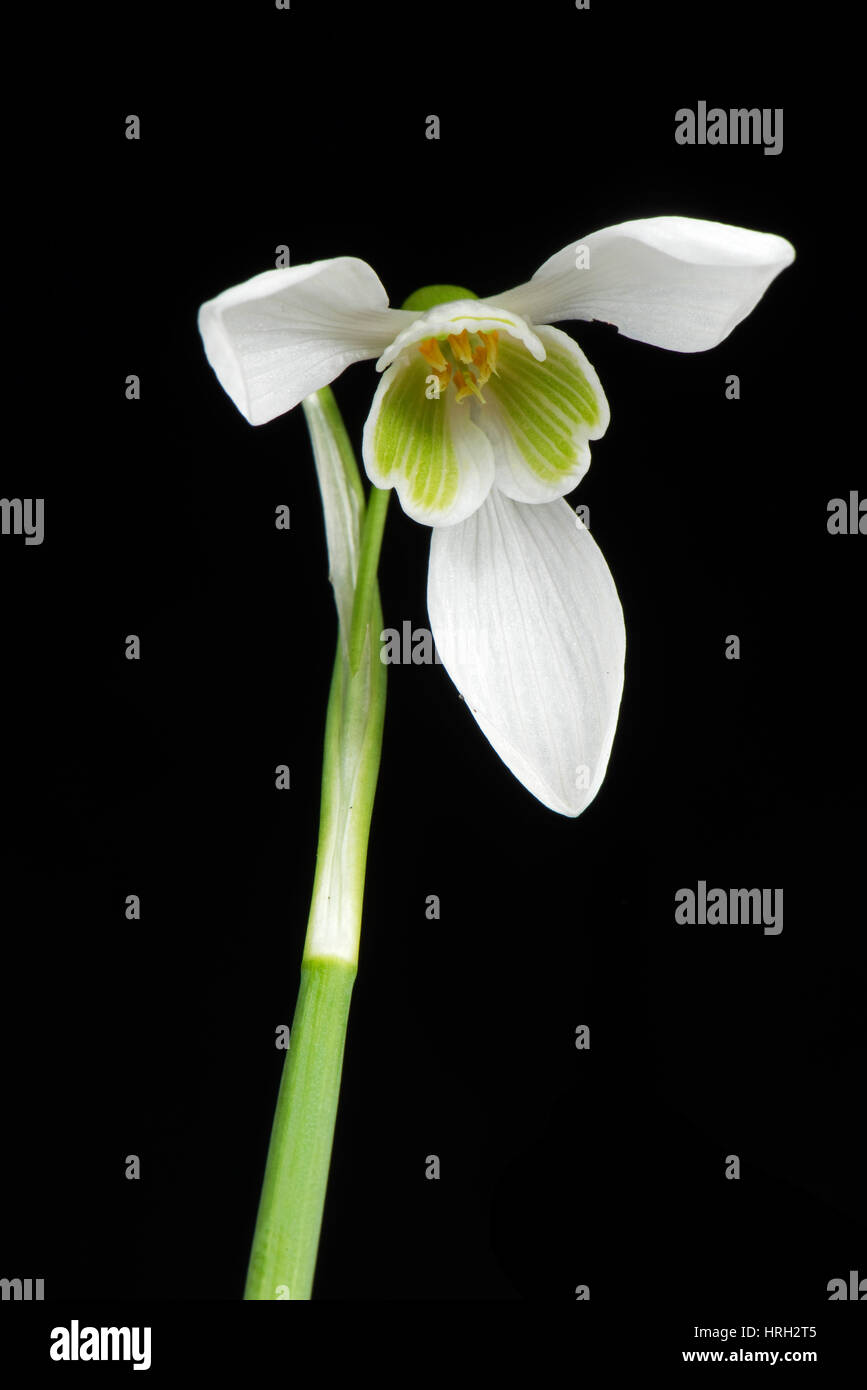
[428,490,626,817]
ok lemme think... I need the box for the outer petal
[496,216,795,352]
[428,490,625,816]
[198,257,416,424]
[477,325,610,504]
[362,350,495,526]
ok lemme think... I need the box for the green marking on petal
[400,284,478,311]
[540,341,603,427]
[487,335,605,484]
[370,355,460,517]
[445,314,517,326]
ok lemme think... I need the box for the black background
[2,0,864,1366]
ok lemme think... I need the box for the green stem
[243,958,356,1301]
[243,388,387,1301]
[348,485,390,675]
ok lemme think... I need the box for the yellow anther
[478,329,499,375]
[471,343,492,387]
[453,368,485,404]
[448,329,473,364]
[418,336,449,371]
[418,327,498,403]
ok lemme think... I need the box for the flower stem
[243,957,356,1301]
[349,485,390,674]
[243,388,387,1301]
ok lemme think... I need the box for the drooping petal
[198,257,416,425]
[362,350,495,526]
[496,216,795,352]
[428,490,625,816]
[476,325,610,504]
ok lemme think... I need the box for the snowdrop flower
[199,217,794,815]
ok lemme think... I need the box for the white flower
[199,217,794,815]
